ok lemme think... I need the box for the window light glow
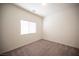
[20,20,36,35]
[41,3,47,6]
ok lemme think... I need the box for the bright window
[20,20,36,35]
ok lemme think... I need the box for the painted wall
[78,5,79,40]
[0,4,43,54]
[0,4,2,53]
[41,4,79,48]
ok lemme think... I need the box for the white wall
[41,4,79,48]
[0,4,43,54]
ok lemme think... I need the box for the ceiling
[14,3,78,17]
[15,3,46,17]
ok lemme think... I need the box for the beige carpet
[1,39,79,56]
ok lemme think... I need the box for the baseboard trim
[0,39,43,55]
[43,39,79,50]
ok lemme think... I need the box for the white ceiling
[15,3,45,17]
[14,3,78,17]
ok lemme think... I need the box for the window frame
[20,20,37,35]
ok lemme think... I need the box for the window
[20,20,36,35]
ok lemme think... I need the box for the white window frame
[20,20,36,35]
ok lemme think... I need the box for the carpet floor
[1,39,79,56]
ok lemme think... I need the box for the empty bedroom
[0,3,79,56]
